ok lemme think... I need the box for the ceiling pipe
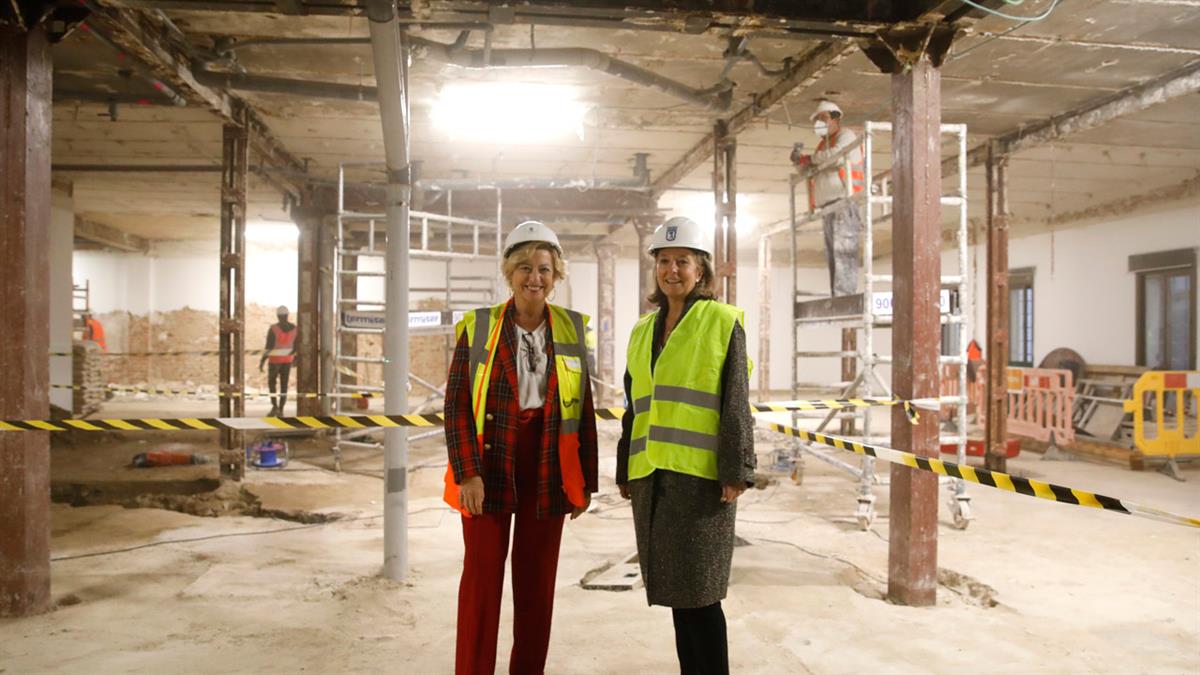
[192,30,732,110]
[193,64,378,102]
[409,34,733,111]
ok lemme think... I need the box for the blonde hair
[503,242,567,289]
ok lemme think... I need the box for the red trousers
[455,409,565,675]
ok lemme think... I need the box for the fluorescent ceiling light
[663,191,759,235]
[433,83,587,143]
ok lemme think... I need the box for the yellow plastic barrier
[1123,371,1200,474]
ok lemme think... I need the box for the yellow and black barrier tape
[0,400,903,434]
[763,419,1200,530]
[50,349,269,357]
[3,403,1195,528]
[50,383,377,400]
[750,397,920,423]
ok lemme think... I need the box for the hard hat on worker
[276,305,289,316]
[502,220,562,258]
[647,216,713,257]
[809,99,843,121]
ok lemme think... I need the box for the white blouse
[515,321,548,410]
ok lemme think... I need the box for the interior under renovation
[2,1,1199,672]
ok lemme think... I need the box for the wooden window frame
[1132,248,1197,370]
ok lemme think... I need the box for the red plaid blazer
[445,304,598,519]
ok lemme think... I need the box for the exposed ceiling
[47,0,1200,258]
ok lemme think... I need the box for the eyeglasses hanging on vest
[521,332,538,373]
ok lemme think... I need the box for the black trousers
[267,362,292,411]
[671,602,729,675]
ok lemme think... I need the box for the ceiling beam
[83,3,309,195]
[651,40,856,195]
[75,216,151,253]
[1045,172,1200,227]
[105,1,890,36]
[954,58,1200,173]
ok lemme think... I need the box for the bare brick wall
[88,301,452,394]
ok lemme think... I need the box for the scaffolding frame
[764,121,972,530]
[330,162,504,470]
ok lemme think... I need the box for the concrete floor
[2,417,1199,674]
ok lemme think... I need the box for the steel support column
[712,120,737,304]
[595,243,618,405]
[756,236,771,399]
[984,142,1010,473]
[840,328,857,435]
[319,219,337,415]
[0,22,53,618]
[294,198,322,417]
[887,56,941,607]
[368,4,411,581]
[632,217,660,315]
[218,104,248,475]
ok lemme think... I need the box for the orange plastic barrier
[1007,368,1076,445]
[973,365,1074,445]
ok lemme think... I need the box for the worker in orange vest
[82,313,107,352]
[258,305,297,417]
[790,99,866,297]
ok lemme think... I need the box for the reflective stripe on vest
[268,325,297,364]
[625,300,744,482]
[442,300,590,514]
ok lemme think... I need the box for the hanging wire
[958,0,1061,22]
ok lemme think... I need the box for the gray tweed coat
[616,299,756,608]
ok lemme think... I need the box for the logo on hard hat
[665,226,677,242]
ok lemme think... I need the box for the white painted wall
[49,191,74,410]
[75,239,299,315]
[968,202,1200,368]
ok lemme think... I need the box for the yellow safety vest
[626,300,746,482]
[442,300,591,512]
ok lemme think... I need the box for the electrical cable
[958,0,1060,22]
[51,507,448,562]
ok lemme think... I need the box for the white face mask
[814,120,829,137]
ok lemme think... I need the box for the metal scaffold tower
[762,121,972,530]
[330,163,504,470]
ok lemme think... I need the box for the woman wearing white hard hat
[443,220,598,675]
[615,215,755,675]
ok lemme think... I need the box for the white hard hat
[502,220,562,258]
[648,216,713,257]
[810,99,843,121]
[276,305,289,316]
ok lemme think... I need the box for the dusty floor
[3,414,1199,674]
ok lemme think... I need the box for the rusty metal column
[0,22,52,618]
[632,217,659,315]
[756,236,771,399]
[295,198,322,417]
[595,243,618,405]
[840,329,857,435]
[712,121,737,304]
[985,142,1011,473]
[219,104,248,477]
[888,55,942,607]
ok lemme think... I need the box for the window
[1009,268,1035,367]
[1132,248,1197,370]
